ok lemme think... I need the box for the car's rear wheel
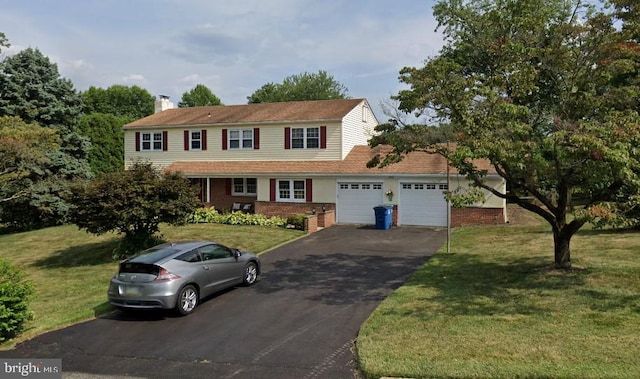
[243,262,258,286]
[176,284,198,316]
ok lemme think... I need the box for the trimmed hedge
[0,259,34,342]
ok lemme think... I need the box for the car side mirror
[233,249,241,258]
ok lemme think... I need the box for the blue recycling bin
[373,205,393,230]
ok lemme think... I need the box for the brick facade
[451,207,505,227]
[255,201,335,219]
[206,178,257,212]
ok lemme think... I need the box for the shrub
[0,259,34,342]
[187,208,287,227]
[68,161,200,260]
[286,214,307,230]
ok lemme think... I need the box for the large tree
[78,85,154,174]
[81,85,154,120]
[247,70,349,103]
[68,161,200,258]
[372,0,640,269]
[76,113,128,174]
[0,116,59,204]
[0,48,83,128]
[178,84,222,107]
[0,47,92,229]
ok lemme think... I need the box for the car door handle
[202,266,210,270]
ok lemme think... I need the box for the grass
[0,223,304,349]
[357,221,640,379]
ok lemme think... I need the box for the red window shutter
[306,179,313,203]
[135,132,140,152]
[254,128,260,150]
[222,129,228,150]
[201,129,207,150]
[162,131,168,151]
[184,130,189,151]
[284,127,291,149]
[320,126,327,149]
[270,179,276,201]
[225,178,232,195]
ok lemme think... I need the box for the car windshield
[129,246,182,264]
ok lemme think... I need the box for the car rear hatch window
[117,262,162,283]
[129,246,181,264]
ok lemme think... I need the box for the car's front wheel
[243,262,258,286]
[176,284,198,316]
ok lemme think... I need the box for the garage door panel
[399,183,447,226]
[337,183,383,224]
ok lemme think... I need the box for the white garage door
[337,182,383,224]
[399,183,448,226]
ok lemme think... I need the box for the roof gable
[125,98,367,128]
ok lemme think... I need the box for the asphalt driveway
[1,225,446,378]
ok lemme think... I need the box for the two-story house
[123,97,507,227]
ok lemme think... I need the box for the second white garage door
[336,182,383,224]
[398,183,448,226]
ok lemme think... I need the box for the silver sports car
[108,241,260,315]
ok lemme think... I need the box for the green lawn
[0,223,304,349]
[357,222,640,379]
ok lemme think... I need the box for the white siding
[340,100,378,160]
[124,122,344,168]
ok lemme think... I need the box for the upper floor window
[291,127,319,149]
[141,132,163,151]
[229,129,253,149]
[190,131,202,150]
[233,178,257,195]
[183,129,207,151]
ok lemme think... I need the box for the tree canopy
[0,116,59,204]
[0,46,92,229]
[76,113,128,174]
[0,48,83,128]
[81,85,154,120]
[178,84,222,107]
[247,70,349,103]
[372,0,640,269]
[78,85,154,175]
[68,161,200,258]
[0,32,8,54]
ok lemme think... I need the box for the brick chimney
[154,95,174,113]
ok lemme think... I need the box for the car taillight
[154,268,181,281]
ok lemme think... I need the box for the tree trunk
[553,228,572,269]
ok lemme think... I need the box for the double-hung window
[229,129,253,149]
[142,132,163,151]
[291,127,319,149]
[233,178,257,195]
[190,131,202,150]
[278,180,306,202]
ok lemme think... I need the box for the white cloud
[0,0,444,119]
[123,74,146,83]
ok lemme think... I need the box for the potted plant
[385,189,394,202]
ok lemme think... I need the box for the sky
[0,0,444,121]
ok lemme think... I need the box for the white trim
[228,129,254,149]
[140,131,163,151]
[291,127,320,149]
[277,179,306,202]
